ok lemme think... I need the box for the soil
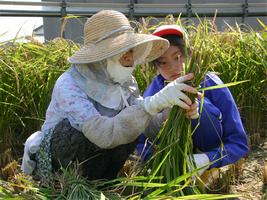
[228,136,267,200]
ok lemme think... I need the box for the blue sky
[0,0,43,42]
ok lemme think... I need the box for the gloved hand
[187,153,210,177]
[143,73,198,116]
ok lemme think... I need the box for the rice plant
[210,22,267,138]
[0,38,79,167]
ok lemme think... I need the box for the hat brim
[68,33,169,64]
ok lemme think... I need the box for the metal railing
[0,0,266,20]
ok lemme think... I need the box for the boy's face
[119,49,134,68]
[156,45,185,81]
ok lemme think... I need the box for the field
[0,16,266,199]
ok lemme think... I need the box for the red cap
[152,25,183,37]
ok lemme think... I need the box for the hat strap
[95,25,133,44]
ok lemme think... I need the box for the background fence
[0,0,266,42]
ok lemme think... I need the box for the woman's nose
[120,52,134,66]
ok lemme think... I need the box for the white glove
[188,153,210,177]
[143,74,198,116]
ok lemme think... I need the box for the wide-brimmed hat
[68,10,169,64]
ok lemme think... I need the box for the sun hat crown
[84,10,132,45]
[68,10,169,64]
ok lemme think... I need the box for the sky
[0,0,43,42]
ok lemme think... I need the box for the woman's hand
[186,100,199,119]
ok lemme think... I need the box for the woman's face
[156,45,185,81]
[119,49,134,67]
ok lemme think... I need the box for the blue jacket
[136,73,249,169]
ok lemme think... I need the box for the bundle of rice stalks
[0,148,19,183]
[1,160,18,181]
[146,39,214,196]
[42,165,122,200]
[0,172,44,200]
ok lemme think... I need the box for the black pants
[50,119,137,180]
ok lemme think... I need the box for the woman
[136,25,249,176]
[21,11,199,184]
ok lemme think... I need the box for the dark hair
[153,34,190,66]
[162,34,185,52]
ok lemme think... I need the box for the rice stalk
[0,38,79,167]
[144,23,216,197]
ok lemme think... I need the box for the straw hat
[68,10,169,64]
